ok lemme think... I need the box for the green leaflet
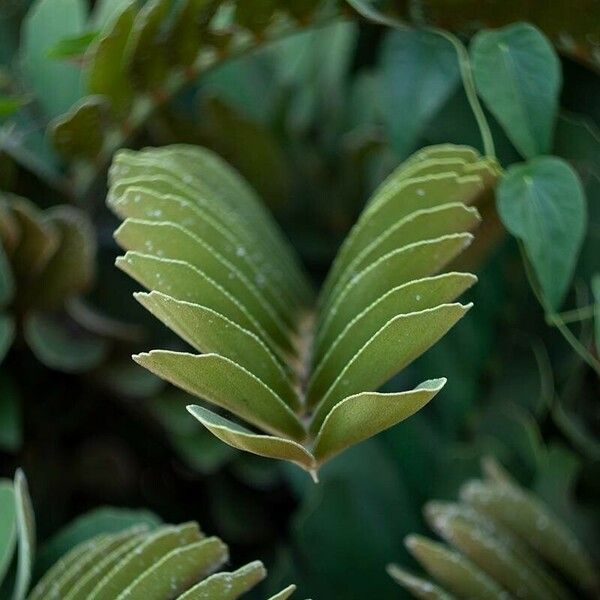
[0,195,97,373]
[24,312,108,373]
[497,157,587,310]
[109,161,310,305]
[404,535,504,599]
[110,187,299,320]
[392,458,598,599]
[109,143,496,477]
[87,0,136,113]
[45,528,149,598]
[13,470,35,600]
[471,23,561,158]
[0,97,26,118]
[310,304,471,434]
[110,147,311,299]
[387,565,456,600]
[28,537,109,600]
[312,379,446,464]
[424,502,571,600]
[45,30,98,59]
[166,0,217,68]
[0,481,16,586]
[427,507,558,599]
[308,274,476,404]
[23,487,292,599]
[90,524,203,598]
[186,406,317,473]
[116,537,228,599]
[134,351,306,441]
[34,507,161,576]
[8,198,58,287]
[64,532,149,600]
[325,203,480,304]
[25,206,95,310]
[267,585,298,600]
[315,235,474,354]
[177,561,266,599]
[115,219,292,344]
[461,479,599,592]
[319,163,491,305]
[116,253,287,358]
[122,0,170,91]
[51,96,107,160]
[135,292,299,410]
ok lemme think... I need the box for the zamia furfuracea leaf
[49,0,328,188]
[388,457,600,599]
[0,470,296,599]
[108,143,499,479]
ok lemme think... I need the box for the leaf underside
[108,142,499,476]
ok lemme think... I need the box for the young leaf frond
[108,143,499,477]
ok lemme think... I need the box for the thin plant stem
[548,302,600,325]
[431,29,496,159]
[518,242,600,376]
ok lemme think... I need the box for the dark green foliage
[0,193,105,372]
[0,0,598,598]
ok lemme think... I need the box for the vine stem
[518,241,600,376]
[548,302,600,325]
[347,1,496,159]
[431,28,496,159]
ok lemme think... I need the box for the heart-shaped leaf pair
[108,143,499,479]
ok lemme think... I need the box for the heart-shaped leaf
[497,156,587,310]
[471,23,561,158]
[379,29,459,157]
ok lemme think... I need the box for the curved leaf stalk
[519,242,600,377]
[346,1,496,159]
[431,28,496,159]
